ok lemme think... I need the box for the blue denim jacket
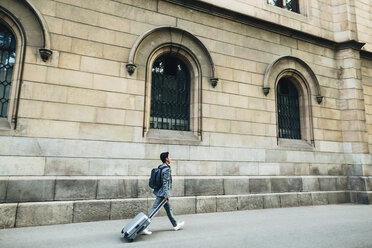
[153,163,172,197]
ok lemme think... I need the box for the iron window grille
[0,23,16,118]
[150,55,190,131]
[277,78,301,139]
[268,0,299,13]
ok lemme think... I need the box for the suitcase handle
[148,199,167,219]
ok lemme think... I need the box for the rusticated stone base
[0,204,17,228]
[15,202,73,228]
[0,191,358,229]
[0,175,370,228]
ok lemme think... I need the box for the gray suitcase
[121,199,167,242]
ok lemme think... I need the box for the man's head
[160,152,170,164]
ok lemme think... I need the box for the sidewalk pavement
[0,204,372,248]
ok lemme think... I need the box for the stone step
[0,191,356,229]
[350,191,372,204]
[0,176,361,203]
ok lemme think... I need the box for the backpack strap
[158,164,168,170]
[157,164,168,185]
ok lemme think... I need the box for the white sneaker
[173,221,184,231]
[141,228,152,235]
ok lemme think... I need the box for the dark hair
[160,152,169,163]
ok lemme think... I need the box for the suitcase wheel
[124,233,133,242]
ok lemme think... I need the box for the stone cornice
[360,50,372,60]
[336,40,365,51]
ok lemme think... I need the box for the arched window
[150,55,191,131]
[0,1,51,130]
[132,27,216,141]
[277,77,301,139]
[0,23,16,118]
[264,56,319,146]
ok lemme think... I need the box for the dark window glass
[150,55,190,131]
[277,78,301,139]
[0,23,16,118]
[285,0,299,12]
[268,0,299,13]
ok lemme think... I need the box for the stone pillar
[336,44,368,155]
[336,41,371,204]
[332,0,358,42]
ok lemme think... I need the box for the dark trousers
[148,197,177,227]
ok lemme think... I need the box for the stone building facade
[0,0,372,228]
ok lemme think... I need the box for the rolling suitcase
[121,199,167,242]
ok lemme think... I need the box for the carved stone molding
[126,63,136,75]
[39,48,52,62]
[210,78,218,87]
[316,95,323,104]
[262,87,270,96]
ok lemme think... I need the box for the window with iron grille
[150,55,190,131]
[277,78,301,139]
[268,0,299,13]
[0,23,16,118]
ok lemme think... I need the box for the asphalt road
[1,204,372,248]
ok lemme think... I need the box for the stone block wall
[198,0,335,41]
[0,0,372,228]
[362,57,372,158]
[0,0,366,155]
[199,0,372,50]
[355,0,372,51]
[0,2,369,155]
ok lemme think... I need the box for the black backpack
[149,165,164,189]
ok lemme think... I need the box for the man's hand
[164,196,168,200]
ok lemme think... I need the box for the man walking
[142,152,184,235]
